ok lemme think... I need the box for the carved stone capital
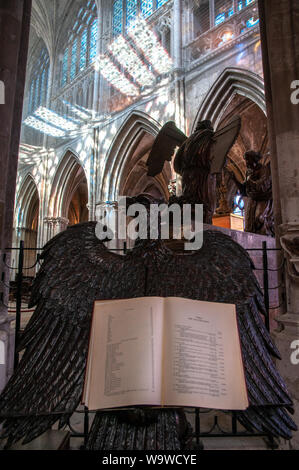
[280,223,299,283]
[156,14,172,34]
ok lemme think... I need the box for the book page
[163,297,248,410]
[85,297,164,410]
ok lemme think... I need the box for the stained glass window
[60,2,98,86]
[233,192,245,216]
[246,17,259,27]
[126,0,137,28]
[113,0,123,37]
[40,67,49,104]
[62,48,69,86]
[70,39,78,80]
[89,18,98,63]
[215,13,225,25]
[33,76,40,111]
[29,81,35,113]
[28,46,50,115]
[80,29,88,70]
[215,0,234,24]
[156,0,168,8]
[141,0,154,18]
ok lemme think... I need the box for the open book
[82,297,248,411]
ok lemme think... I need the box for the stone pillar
[92,4,102,116]
[209,0,215,29]
[0,0,32,392]
[173,0,185,132]
[258,0,299,449]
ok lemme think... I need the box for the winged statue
[0,116,297,449]
[147,116,241,223]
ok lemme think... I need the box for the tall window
[28,47,49,114]
[215,0,257,25]
[141,0,154,18]
[113,0,123,36]
[126,0,138,28]
[60,2,98,88]
[70,39,78,81]
[79,29,88,71]
[89,18,98,64]
[112,0,170,37]
[62,48,69,86]
[215,0,234,25]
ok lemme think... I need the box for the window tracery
[60,2,98,88]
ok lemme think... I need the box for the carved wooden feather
[0,222,296,449]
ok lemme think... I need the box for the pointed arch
[100,111,171,202]
[194,68,269,230]
[192,67,266,131]
[14,175,40,275]
[49,150,88,222]
[15,174,39,230]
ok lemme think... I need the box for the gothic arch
[14,175,40,275]
[194,68,268,224]
[16,174,39,230]
[100,111,172,202]
[192,67,266,131]
[49,150,88,223]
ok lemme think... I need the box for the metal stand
[1,240,284,450]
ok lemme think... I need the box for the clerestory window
[112,0,169,37]
[28,47,49,114]
[60,1,98,88]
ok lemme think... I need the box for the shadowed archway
[100,111,172,203]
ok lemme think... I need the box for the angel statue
[226,150,274,236]
[0,118,297,450]
[146,116,241,223]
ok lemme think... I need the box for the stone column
[258,0,299,449]
[209,0,215,29]
[92,3,102,116]
[43,217,69,242]
[0,0,32,392]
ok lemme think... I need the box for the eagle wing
[1,224,296,448]
[146,121,187,177]
[141,230,297,439]
[0,222,146,447]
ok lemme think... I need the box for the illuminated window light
[113,0,123,37]
[221,31,234,43]
[95,55,140,96]
[108,35,155,88]
[141,0,154,18]
[238,1,243,10]
[80,29,88,71]
[62,48,69,86]
[156,0,168,7]
[246,17,259,27]
[24,116,66,137]
[126,0,138,30]
[228,8,234,17]
[246,0,254,5]
[215,13,225,25]
[89,18,98,63]
[34,107,79,131]
[128,16,173,75]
